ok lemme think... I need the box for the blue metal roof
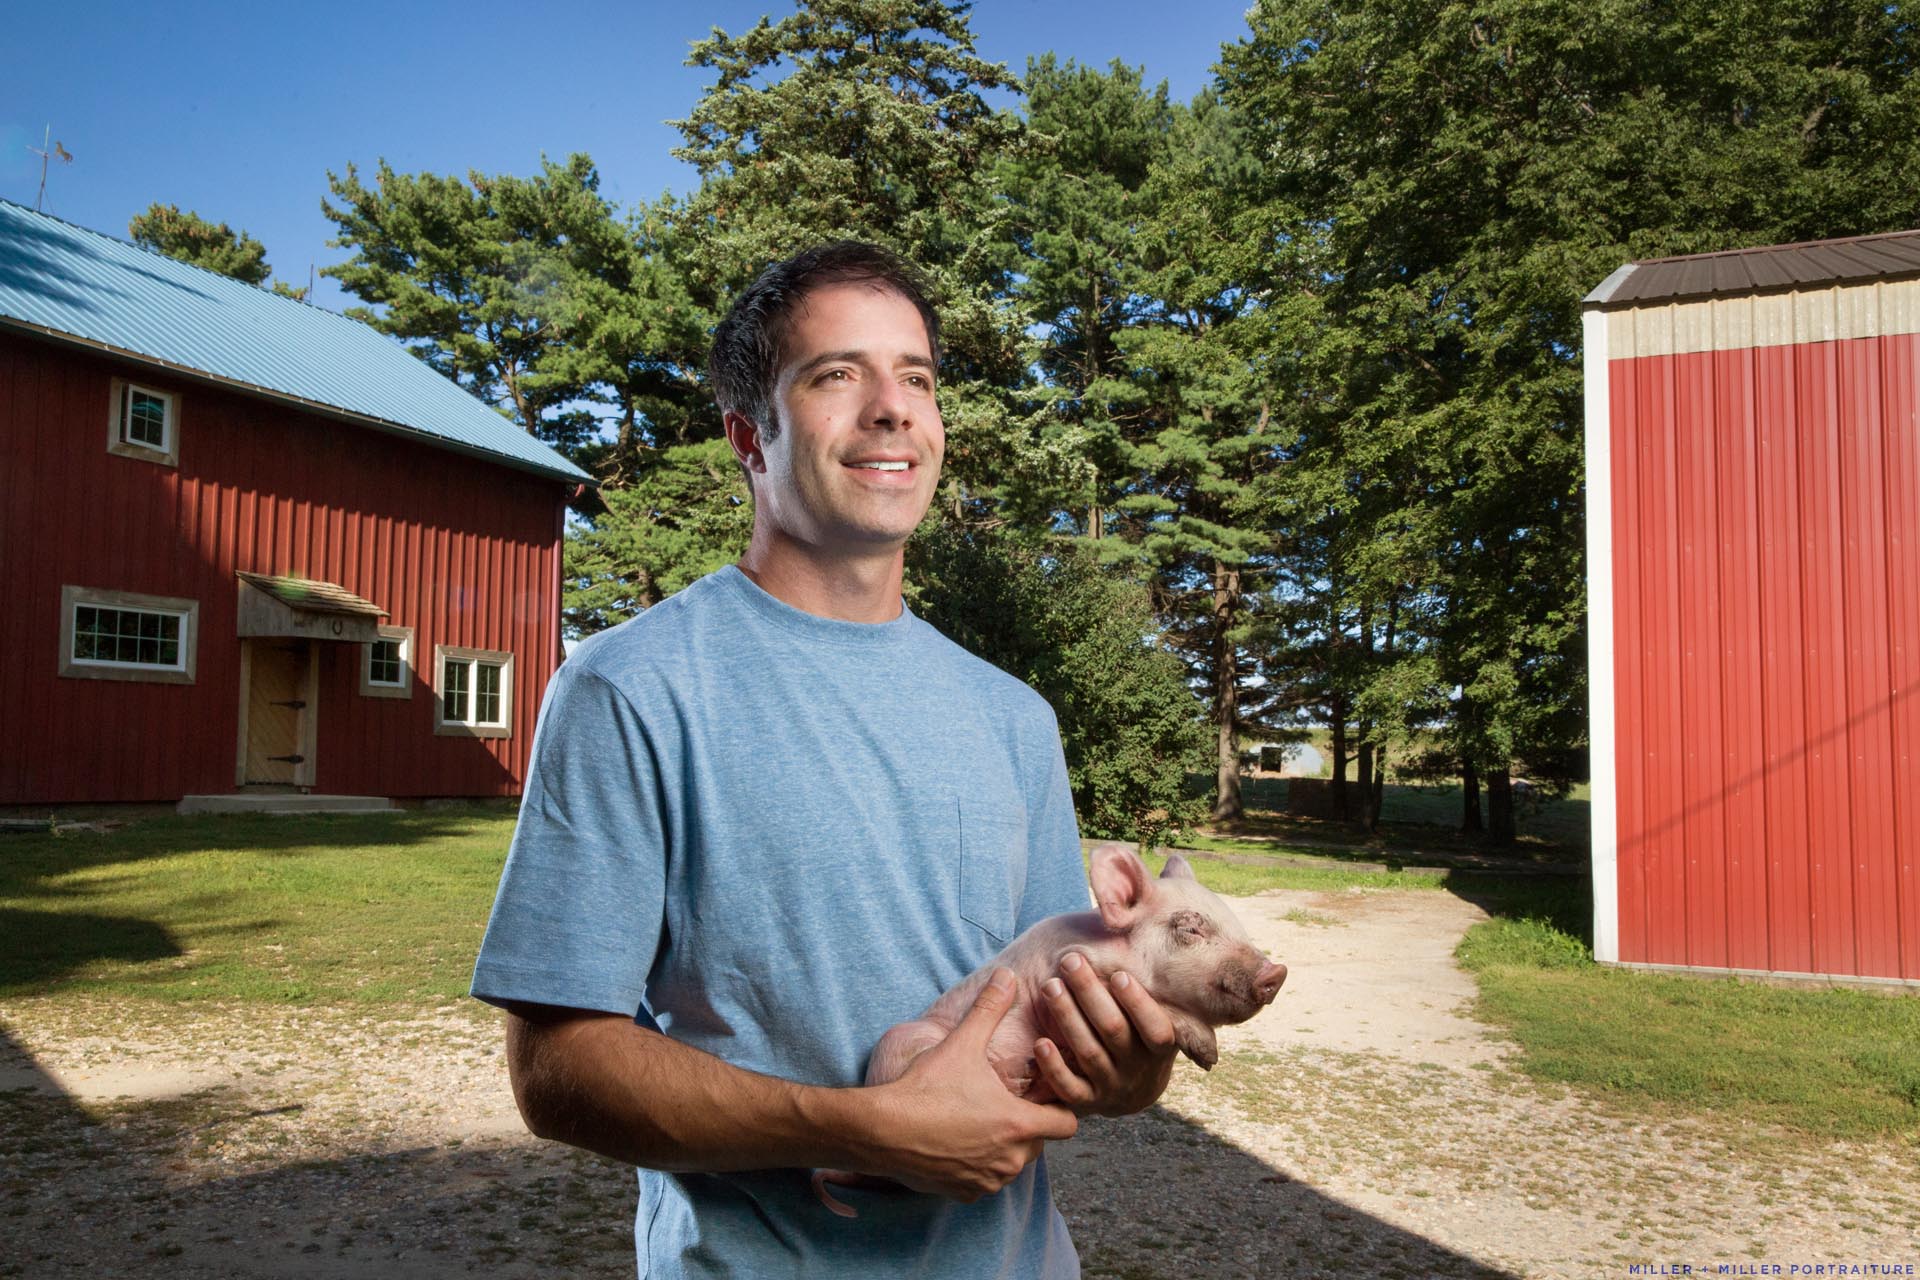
[0,199,591,484]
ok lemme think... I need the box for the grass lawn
[1455,878,1920,1140]
[1136,847,1457,895]
[7,807,1915,1143]
[0,806,516,1004]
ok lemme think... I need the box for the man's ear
[723,409,768,475]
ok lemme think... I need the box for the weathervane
[27,125,74,212]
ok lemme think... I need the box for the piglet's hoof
[811,1169,902,1218]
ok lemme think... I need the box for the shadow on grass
[0,806,518,999]
[1440,872,1594,951]
[0,906,183,989]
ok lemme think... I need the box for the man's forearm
[500,974,1079,1205]
[505,1008,877,1174]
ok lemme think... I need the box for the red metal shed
[0,201,591,806]
[1585,230,1920,986]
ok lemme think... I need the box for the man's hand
[863,968,1080,1203]
[1031,952,1177,1116]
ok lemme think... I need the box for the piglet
[814,843,1287,1216]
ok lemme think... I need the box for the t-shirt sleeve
[1016,716,1092,931]
[470,661,668,1017]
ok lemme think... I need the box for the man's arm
[502,968,1079,1203]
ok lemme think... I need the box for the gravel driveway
[3,886,1914,1278]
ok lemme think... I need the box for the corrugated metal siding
[0,333,565,804]
[1609,328,1920,981]
[0,199,589,485]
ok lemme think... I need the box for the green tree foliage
[320,154,617,454]
[129,202,272,285]
[994,56,1175,529]
[907,524,1210,842]
[671,0,1016,293]
[537,198,718,478]
[1082,92,1283,822]
[996,66,1288,823]
[563,437,753,635]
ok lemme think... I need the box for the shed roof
[1584,228,1920,311]
[0,199,591,484]
[236,572,387,618]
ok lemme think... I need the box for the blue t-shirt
[471,564,1090,1279]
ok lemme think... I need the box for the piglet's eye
[1171,910,1209,944]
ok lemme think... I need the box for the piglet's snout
[1255,960,1287,1004]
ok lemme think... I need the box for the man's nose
[864,377,914,429]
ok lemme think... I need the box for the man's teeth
[850,461,909,471]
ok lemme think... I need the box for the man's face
[744,281,945,556]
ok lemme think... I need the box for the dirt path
[3,888,1915,1278]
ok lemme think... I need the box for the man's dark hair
[707,241,942,443]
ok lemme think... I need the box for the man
[472,242,1177,1278]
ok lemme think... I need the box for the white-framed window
[106,377,180,467]
[359,626,414,700]
[58,585,198,684]
[434,645,512,738]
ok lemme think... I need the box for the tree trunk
[1368,748,1386,830]
[1329,707,1349,821]
[1461,757,1483,833]
[1356,740,1374,828]
[1487,766,1516,846]
[1211,560,1243,824]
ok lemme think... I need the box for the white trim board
[1583,306,1620,965]
[1604,959,1920,992]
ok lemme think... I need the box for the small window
[434,646,512,738]
[123,387,169,448]
[106,378,180,466]
[59,586,198,684]
[370,640,402,684]
[359,626,414,699]
[75,604,185,668]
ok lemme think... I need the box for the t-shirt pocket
[958,799,1028,945]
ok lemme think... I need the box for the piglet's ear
[1090,843,1153,931]
[1160,853,1197,881]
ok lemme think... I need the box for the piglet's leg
[813,1018,958,1219]
[863,1017,954,1086]
[1168,1011,1219,1070]
[812,1169,892,1218]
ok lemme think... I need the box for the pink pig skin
[814,843,1287,1217]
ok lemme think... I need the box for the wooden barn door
[242,639,315,788]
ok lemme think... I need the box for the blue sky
[4,0,1257,311]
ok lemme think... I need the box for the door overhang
[236,572,387,643]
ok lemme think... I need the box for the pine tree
[1087,93,1283,823]
[129,203,272,286]
[320,154,617,454]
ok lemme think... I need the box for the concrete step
[176,794,396,816]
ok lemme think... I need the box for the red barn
[0,200,591,807]
[1585,229,1920,987]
